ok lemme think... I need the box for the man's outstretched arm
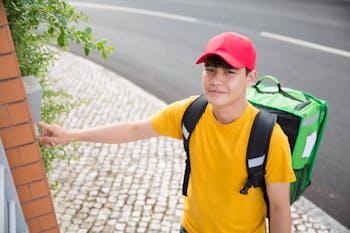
[38,119,159,146]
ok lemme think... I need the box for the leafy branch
[4,0,115,186]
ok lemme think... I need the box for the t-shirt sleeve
[265,123,297,184]
[151,96,197,139]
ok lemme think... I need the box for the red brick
[0,78,25,103]
[4,147,22,167]
[0,25,14,54]
[11,161,45,185]
[38,212,58,231]
[16,185,32,203]
[0,53,19,80]
[0,123,34,149]
[0,1,8,26]
[8,101,31,125]
[0,101,30,128]
[29,179,50,199]
[0,104,11,128]
[22,196,53,219]
[42,228,60,233]
[27,218,41,233]
[19,142,41,164]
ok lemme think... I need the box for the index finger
[37,121,52,131]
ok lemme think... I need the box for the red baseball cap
[196,32,256,70]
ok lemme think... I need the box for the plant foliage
[4,0,114,184]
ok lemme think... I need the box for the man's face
[201,63,255,109]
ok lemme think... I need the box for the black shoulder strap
[181,95,208,196]
[240,110,276,197]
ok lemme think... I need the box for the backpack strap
[240,110,276,215]
[181,95,208,196]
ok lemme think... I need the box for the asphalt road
[67,0,350,228]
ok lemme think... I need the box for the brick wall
[0,1,59,232]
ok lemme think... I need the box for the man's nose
[211,70,225,84]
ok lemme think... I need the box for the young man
[39,32,296,233]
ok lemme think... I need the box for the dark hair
[204,55,251,76]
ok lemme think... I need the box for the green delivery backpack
[246,75,328,203]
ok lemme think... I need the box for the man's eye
[227,69,236,74]
[205,67,215,72]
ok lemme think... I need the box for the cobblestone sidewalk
[47,51,350,233]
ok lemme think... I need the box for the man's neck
[211,101,248,125]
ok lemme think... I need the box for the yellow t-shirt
[151,96,296,233]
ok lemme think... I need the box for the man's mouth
[209,89,226,94]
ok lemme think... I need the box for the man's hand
[38,122,73,146]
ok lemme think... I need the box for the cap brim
[195,52,244,69]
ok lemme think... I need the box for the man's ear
[246,70,257,87]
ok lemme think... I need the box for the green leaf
[48,27,54,34]
[83,27,92,36]
[107,45,115,53]
[84,46,90,56]
[102,51,107,60]
[57,33,65,47]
